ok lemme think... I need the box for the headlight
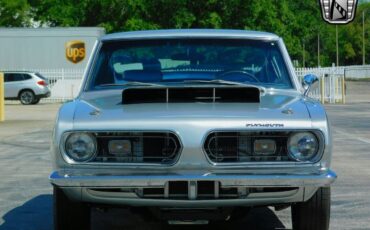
[65,133,97,162]
[287,132,319,161]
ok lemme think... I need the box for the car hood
[72,90,313,131]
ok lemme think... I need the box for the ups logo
[65,40,85,64]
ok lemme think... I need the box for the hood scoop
[122,87,260,104]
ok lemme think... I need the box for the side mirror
[302,74,318,96]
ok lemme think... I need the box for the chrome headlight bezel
[287,131,322,162]
[202,129,326,165]
[62,132,98,163]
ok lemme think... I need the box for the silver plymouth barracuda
[50,29,336,229]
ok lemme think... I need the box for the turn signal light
[108,140,132,156]
[254,139,276,155]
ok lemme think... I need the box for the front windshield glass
[89,39,293,90]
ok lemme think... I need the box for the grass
[346,78,370,81]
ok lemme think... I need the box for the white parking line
[334,128,370,144]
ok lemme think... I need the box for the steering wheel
[216,70,260,83]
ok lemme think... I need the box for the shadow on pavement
[0,195,52,230]
[92,206,287,230]
[0,195,287,230]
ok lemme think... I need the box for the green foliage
[0,0,370,67]
[0,0,31,27]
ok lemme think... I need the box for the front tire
[53,186,91,230]
[291,187,331,230]
[31,98,41,104]
[19,90,35,105]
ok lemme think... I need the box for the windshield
[89,39,293,90]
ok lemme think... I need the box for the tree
[0,0,31,27]
[3,0,370,67]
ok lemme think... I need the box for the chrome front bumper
[50,170,336,207]
[50,170,336,188]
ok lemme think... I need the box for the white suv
[4,71,51,105]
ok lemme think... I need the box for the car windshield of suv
[90,39,293,90]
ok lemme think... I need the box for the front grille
[87,183,299,200]
[93,132,181,164]
[141,185,298,199]
[88,183,298,200]
[204,131,292,163]
[141,181,240,199]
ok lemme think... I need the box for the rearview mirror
[302,74,318,96]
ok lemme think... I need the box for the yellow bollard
[0,72,4,121]
[335,78,339,103]
[320,77,325,104]
[341,75,346,104]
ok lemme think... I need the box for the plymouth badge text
[246,123,284,128]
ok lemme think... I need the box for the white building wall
[0,27,105,70]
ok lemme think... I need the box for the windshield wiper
[183,79,266,91]
[98,81,163,87]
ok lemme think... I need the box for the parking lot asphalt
[0,82,369,229]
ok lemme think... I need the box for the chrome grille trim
[203,130,324,164]
[60,131,182,166]
[93,131,181,164]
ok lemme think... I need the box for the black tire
[53,186,91,230]
[31,98,41,104]
[19,90,35,105]
[291,187,331,230]
[229,207,250,222]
